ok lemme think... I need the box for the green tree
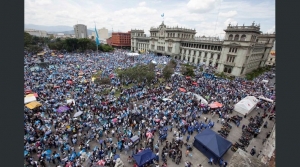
[162,65,174,80]
[24,32,32,47]
[94,77,111,85]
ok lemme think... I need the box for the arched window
[234,35,239,41]
[228,68,232,73]
[228,34,233,40]
[224,67,228,73]
[240,35,246,41]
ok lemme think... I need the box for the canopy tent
[261,80,269,83]
[24,96,37,104]
[26,101,42,109]
[193,128,232,160]
[126,53,140,56]
[258,96,274,103]
[234,96,259,115]
[208,102,223,108]
[133,149,156,167]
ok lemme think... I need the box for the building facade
[110,32,131,48]
[25,29,48,37]
[266,44,275,66]
[131,21,275,76]
[73,24,88,39]
[99,28,109,40]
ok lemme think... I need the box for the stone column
[212,53,218,67]
[200,52,205,64]
[206,52,211,66]
[190,50,194,63]
[194,50,199,64]
[185,49,189,61]
[181,49,185,60]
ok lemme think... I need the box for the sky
[25,0,275,38]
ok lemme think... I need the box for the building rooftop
[228,149,268,167]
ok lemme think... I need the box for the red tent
[179,88,186,93]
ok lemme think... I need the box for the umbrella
[186,76,191,79]
[74,111,83,117]
[58,54,64,58]
[112,118,117,123]
[97,160,106,166]
[66,80,73,84]
[165,86,171,90]
[146,132,153,138]
[57,106,69,113]
[25,101,42,109]
[113,154,120,160]
[192,82,198,85]
[179,88,186,93]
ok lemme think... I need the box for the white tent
[24,96,37,104]
[258,96,274,103]
[262,80,269,83]
[151,60,157,64]
[186,92,208,105]
[234,96,259,115]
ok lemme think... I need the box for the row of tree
[24,32,49,53]
[48,38,114,52]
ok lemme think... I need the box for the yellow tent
[25,101,42,109]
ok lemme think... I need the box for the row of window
[157,46,165,51]
[229,47,238,53]
[226,55,236,63]
[181,43,222,51]
[150,32,194,39]
[228,34,246,41]
[223,66,233,74]
[181,49,221,59]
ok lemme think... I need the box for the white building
[131,21,275,77]
[25,29,48,37]
[73,24,88,39]
[98,27,109,40]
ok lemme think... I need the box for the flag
[95,26,100,46]
[161,13,164,17]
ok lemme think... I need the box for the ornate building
[131,21,275,76]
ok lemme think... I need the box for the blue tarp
[193,128,232,160]
[133,149,156,167]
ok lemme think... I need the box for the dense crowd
[24,50,275,167]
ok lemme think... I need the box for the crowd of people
[24,49,275,167]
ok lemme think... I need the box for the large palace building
[131,21,275,76]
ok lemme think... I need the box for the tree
[26,45,43,54]
[116,65,155,85]
[162,65,174,80]
[148,63,155,71]
[94,77,111,85]
[181,65,195,77]
[24,32,32,47]
[169,59,177,68]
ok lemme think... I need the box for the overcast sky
[25,0,275,38]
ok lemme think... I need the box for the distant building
[25,29,48,37]
[99,27,109,40]
[73,24,88,39]
[106,37,112,46]
[110,31,131,48]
